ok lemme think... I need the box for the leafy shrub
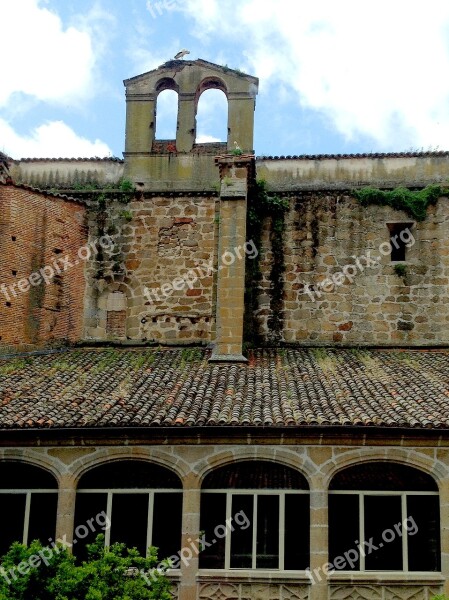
[0,535,172,600]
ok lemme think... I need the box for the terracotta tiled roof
[0,347,448,430]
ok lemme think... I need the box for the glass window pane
[203,462,308,490]
[285,494,309,570]
[230,495,254,569]
[110,493,149,556]
[78,461,182,489]
[407,495,440,572]
[0,462,57,489]
[73,493,108,561]
[330,463,437,492]
[256,495,279,569]
[329,494,359,570]
[199,493,227,569]
[28,493,57,545]
[365,496,402,570]
[0,494,26,555]
[152,493,182,563]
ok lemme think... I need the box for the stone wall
[252,193,449,346]
[83,193,218,344]
[0,185,86,350]
[10,158,124,191]
[257,153,449,191]
[5,153,449,349]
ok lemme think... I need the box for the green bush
[0,535,172,600]
[353,184,446,221]
[393,263,407,278]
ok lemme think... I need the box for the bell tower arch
[123,59,258,190]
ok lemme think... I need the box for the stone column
[209,155,254,363]
[55,474,77,547]
[308,480,329,600]
[176,93,197,153]
[124,92,156,155]
[227,96,256,153]
[178,473,201,600]
[440,478,449,594]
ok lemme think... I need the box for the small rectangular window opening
[387,223,414,262]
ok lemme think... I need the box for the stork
[174,49,190,60]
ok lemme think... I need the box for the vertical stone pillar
[178,473,201,600]
[440,478,449,594]
[55,473,77,547]
[209,155,254,363]
[124,92,156,155]
[176,94,197,152]
[308,481,329,600]
[227,96,257,153]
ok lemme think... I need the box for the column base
[208,353,248,364]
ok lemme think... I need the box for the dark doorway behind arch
[200,460,309,571]
[75,460,182,562]
[0,461,58,554]
[329,461,440,573]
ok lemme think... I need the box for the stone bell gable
[123,59,259,190]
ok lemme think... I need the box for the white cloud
[196,134,221,143]
[1,0,97,107]
[182,0,449,149]
[0,120,112,159]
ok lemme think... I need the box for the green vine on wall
[82,179,136,280]
[353,184,447,221]
[244,179,289,346]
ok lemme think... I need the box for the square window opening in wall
[386,222,415,262]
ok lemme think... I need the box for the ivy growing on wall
[82,180,136,280]
[244,179,290,345]
[353,184,447,221]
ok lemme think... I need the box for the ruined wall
[253,193,449,346]
[0,185,86,350]
[83,193,218,344]
[10,158,124,191]
[257,153,449,191]
[5,152,449,350]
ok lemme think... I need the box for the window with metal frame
[329,462,440,572]
[0,462,58,555]
[200,461,310,571]
[74,461,183,562]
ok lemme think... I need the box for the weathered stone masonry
[254,192,449,346]
[83,193,218,344]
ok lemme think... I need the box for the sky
[3,0,449,159]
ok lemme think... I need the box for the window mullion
[146,492,154,558]
[279,493,285,571]
[225,493,232,569]
[359,493,365,571]
[402,493,408,571]
[252,495,258,570]
[105,492,112,546]
[23,492,31,545]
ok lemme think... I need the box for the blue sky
[3,0,449,159]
